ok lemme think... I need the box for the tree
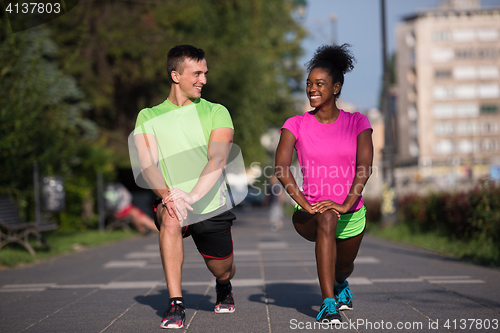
[0,23,114,228]
[47,0,306,165]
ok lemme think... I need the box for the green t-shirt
[134,98,234,214]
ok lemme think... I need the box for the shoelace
[316,298,338,321]
[221,294,234,304]
[166,303,183,317]
[337,286,354,304]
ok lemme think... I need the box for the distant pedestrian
[104,183,158,235]
[275,44,373,323]
[263,176,285,231]
[133,45,236,329]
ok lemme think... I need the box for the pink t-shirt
[282,110,372,212]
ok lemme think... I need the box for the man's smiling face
[175,58,208,101]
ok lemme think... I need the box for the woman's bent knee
[336,262,354,273]
[317,210,338,234]
[319,210,338,223]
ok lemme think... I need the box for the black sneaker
[214,281,235,313]
[334,280,354,310]
[160,299,185,329]
[316,297,341,323]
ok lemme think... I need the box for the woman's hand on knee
[312,200,341,217]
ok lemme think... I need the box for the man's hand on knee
[157,202,183,229]
[172,198,192,222]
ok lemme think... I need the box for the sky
[298,0,500,110]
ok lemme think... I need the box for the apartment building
[395,0,500,187]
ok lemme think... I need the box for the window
[410,50,416,64]
[456,122,478,135]
[433,31,451,42]
[455,85,476,99]
[433,104,454,118]
[408,104,418,121]
[433,86,454,100]
[458,140,474,154]
[479,49,497,58]
[477,29,499,42]
[432,49,454,62]
[406,32,416,47]
[453,66,476,80]
[435,69,451,78]
[457,104,478,118]
[411,124,418,137]
[407,69,416,84]
[479,84,500,98]
[483,122,499,134]
[434,140,453,154]
[480,104,499,114]
[479,66,499,79]
[407,89,416,102]
[482,139,499,151]
[409,140,419,157]
[453,29,475,42]
[474,141,480,152]
[455,49,475,59]
[435,122,454,135]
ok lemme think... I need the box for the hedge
[398,181,500,243]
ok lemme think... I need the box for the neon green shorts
[293,204,366,239]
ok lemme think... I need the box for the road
[0,208,499,332]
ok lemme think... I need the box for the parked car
[234,185,264,210]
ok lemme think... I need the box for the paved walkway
[0,207,499,332]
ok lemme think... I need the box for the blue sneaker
[335,281,354,310]
[316,297,341,323]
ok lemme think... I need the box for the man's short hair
[167,45,205,84]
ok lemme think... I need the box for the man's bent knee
[216,270,231,283]
[206,257,234,281]
[157,209,182,235]
[216,263,235,283]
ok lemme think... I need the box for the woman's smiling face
[306,67,341,108]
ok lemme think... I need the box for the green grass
[367,222,500,268]
[0,229,138,268]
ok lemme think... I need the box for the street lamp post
[33,162,42,244]
[330,13,338,45]
[380,0,398,225]
[97,172,105,232]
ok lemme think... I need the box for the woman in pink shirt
[275,44,373,324]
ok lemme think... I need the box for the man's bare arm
[165,128,233,204]
[134,133,190,219]
[134,133,169,197]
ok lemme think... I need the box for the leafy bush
[364,198,382,223]
[468,182,500,243]
[368,182,500,266]
[398,182,500,243]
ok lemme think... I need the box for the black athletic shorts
[153,198,236,259]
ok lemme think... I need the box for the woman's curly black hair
[306,43,355,100]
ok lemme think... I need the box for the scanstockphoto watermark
[249,162,378,197]
[290,318,428,330]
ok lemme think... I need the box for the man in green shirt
[134,45,236,329]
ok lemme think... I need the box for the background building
[395,0,500,194]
